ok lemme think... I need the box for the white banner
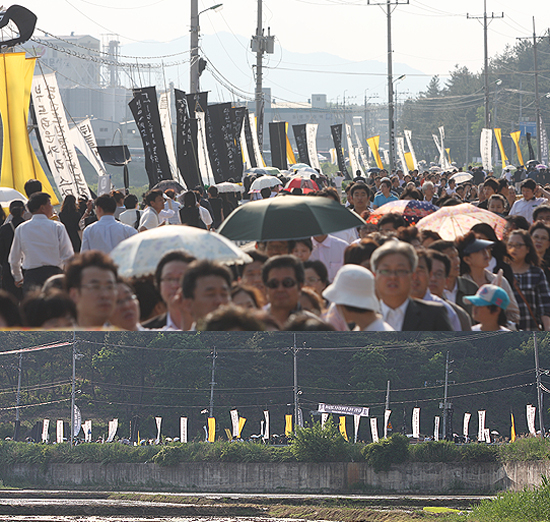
[540,115,549,166]
[321,412,329,428]
[384,409,391,439]
[527,404,537,436]
[180,417,188,443]
[83,420,92,443]
[318,403,369,417]
[463,412,471,438]
[196,111,214,186]
[230,409,239,438]
[412,408,420,439]
[480,128,493,172]
[354,126,370,170]
[484,428,491,444]
[438,126,449,169]
[240,122,252,172]
[42,419,50,443]
[31,73,91,199]
[354,414,361,443]
[263,410,270,441]
[478,410,486,442]
[434,416,440,442]
[69,118,109,194]
[345,124,359,175]
[249,113,265,169]
[329,148,337,165]
[56,420,64,444]
[382,149,390,165]
[106,418,118,443]
[306,123,321,170]
[73,405,82,438]
[396,137,409,175]
[404,130,418,170]
[159,91,182,185]
[370,417,379,443]
[155,416,162,444]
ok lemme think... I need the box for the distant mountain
[122,32,431,104]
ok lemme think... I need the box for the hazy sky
[21,0,548,99]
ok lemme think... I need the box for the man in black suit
[371,240,453,331]
[142,250,196,330]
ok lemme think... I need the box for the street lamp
[190,2,223,93]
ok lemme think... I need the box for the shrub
[290,419,351,462]
[409,441,462,462]
[498,437,550,462]
[362,434,409,472]
[460,444,498,463]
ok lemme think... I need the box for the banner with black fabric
[231,106,246,179]
[186,91,208,118]
[270,121,288,170]
[243,109,257,168]
[205,102,231,183]
[174,89,201,189]
[293,124,310,166]
[331,124,349,178]
[129,86,172,187]
[526,132,536,161]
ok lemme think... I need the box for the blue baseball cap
[463,284,510,310]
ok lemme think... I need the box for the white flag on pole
[396,137,409,175]
[412,408,420,439]
[306,123,321,170]
[263,410,270,441]
[230,409,239,438]
[370,417,379,443]
[354,414,361,443]
[463,412,471,438]
[404,130,418,170]
[42,419,50,443]
[321,412,329,428]
[480,129,493,171]
[527,404,537,436]
[180,417,188,443]
[384,409,391,439]
[478,410,486,442]
[106,419,118,443]
[56,420,64,444]
[155,417,162,444]
[434,416,440,442]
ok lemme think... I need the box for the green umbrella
[217,195,365,241]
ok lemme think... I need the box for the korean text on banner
[370,417,379,443]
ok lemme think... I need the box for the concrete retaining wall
[4,461,550,493]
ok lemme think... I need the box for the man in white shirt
[422,181,436,204]
[81,194,137,253]
[509,178,550,223]
[9,192,74,294]
[139,189,165,231]
[309,234,348,282]
[119,194,141,228]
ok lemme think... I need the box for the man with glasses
[142,250,197,330]
[371,240,453,331]
[65,250,118,328]
[262,255,317,328]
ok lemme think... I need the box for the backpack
[133,209,142,230]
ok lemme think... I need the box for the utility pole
[209,347,217,418]
[14,351,22,441]
[533,333,545,436]
[251,1,275,149]
[367,0,409,173]
[467,0,504,129]
[292,334,300,430]
[516,19,549,162]
[384,380,391,438]
[70,332,77,446]
[440,351,453,441]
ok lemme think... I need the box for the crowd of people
[0,160,550,331]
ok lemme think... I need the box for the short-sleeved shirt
[509,197,547,223]
[512,265,550,331]
[139,207,160,230]
[373,193,398,208]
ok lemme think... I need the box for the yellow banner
[494,128,508,165]
[339,416,348,441]
[208,417,216,442]
[238,417,246,438]
[511,413,516,443]
[446,148,451,164]
[404,152,415,171]
[0,53,58,204]
[366,135,383,169]
[285,122,297,166]
[510,131,524,167]
[285,414,293,436]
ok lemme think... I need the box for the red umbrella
[284,176,319,193]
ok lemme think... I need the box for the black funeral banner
[129,86,172,187]
[186,91,208,118]
[231,106,246,179]
[331,124,349,178]
[242,109,257,168]
[526,132,536,162]
[174,89,201,189]
[0,5,37,48]
[292,124,310,166]
[269,122,288,170]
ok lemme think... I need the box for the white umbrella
[214,182,244,194]
[110,226,252,278]
[291,167,318,178]
[450,172,473,184]
[249,175,282,192]
[0,187,27,207]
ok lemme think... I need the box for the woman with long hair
[59,194,82,252]
[179,191,206,229]
[456,231,519,326]
[530,221,550,283]
[507,229,550,331]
